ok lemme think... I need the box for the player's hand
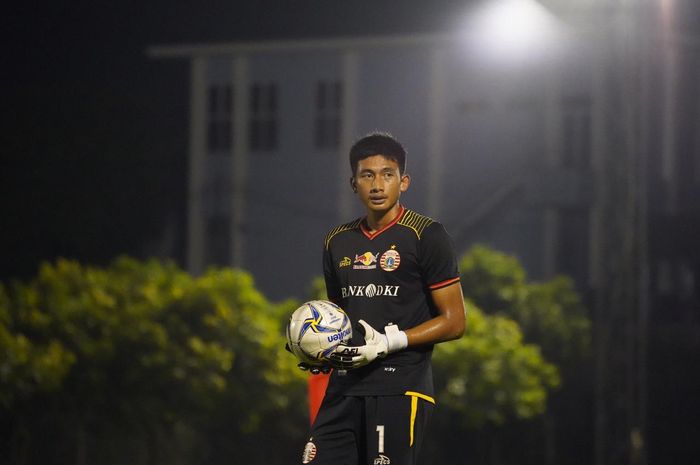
[329,320,407,369]
[296,362,332,375]
[286,343,332,374]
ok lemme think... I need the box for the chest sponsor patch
[354,252,377,269]
[339,256,351,268]
[380,249,401,272]
[341,284,399,298]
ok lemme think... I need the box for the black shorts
[301,391,434,465]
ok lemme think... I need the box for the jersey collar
[360,206,406,240]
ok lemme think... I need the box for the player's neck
[365,203,403,233]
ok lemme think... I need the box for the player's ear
[400,173,411,192]
[350,177,357,193]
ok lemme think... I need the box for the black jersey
[322,206,460,396]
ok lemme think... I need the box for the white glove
[329,320,407,369]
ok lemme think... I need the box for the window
[207,84,233,154]
[249,83,278,152]
[562,97,591,169]
[314,80,342,149]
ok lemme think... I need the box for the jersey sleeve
[418,222,461,291]
[323,244,342,303]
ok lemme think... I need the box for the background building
[148,31,593,301]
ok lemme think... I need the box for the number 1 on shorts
[376,425,385,453]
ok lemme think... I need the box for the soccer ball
[286,300,352,366]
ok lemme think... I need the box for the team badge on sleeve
[380,248,401,272]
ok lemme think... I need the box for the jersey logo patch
[354,252,377,269]
[302,441,317,463]
[339,256,351,268]
[380,248,401,272]
[373,454,391,464]
[341,284,400,298]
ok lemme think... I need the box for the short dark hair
[349,132,407,175]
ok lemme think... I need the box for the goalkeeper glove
[296,362,332,375]
[285,343,332,375]
[329,320,407,370]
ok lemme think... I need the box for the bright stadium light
[459,0,566,64]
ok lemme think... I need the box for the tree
[433,305,559,428]
[178,266,307,465]
[0,258,307,465]
[426,304,559,465]
[458,244,527,315]
[459,245,593,465]
[0,283,75,409]
[460,245,591,374]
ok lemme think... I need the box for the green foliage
[518,276,591,366]
[433,305,559,427]
[450,245,592,464]
[0,257,307,465]
[459,244,527,313]
[460,245,591,368]
[0,247,592,464]
[185,268,305,429]
[308,276,328,301]
[427,246,592,463]
[0,282,75,407]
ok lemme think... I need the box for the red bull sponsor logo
[354,251,378,269]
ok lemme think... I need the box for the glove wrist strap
[385,324,408,353]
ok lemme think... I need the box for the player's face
[352,155,410,214]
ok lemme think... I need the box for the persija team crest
[302,441,317,463]
[380,249,401,272]
[354,252,377,269]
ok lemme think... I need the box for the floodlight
[459,0,565,63]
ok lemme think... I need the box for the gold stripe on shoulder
[324,218,362,250]
[397,209,434,239]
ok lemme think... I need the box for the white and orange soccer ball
[286,300,352,366]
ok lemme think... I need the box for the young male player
[299,132,466,465]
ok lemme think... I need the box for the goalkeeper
[298,132,466,465]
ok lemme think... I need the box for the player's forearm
[402,282,467,346]
[405,311,465,347]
